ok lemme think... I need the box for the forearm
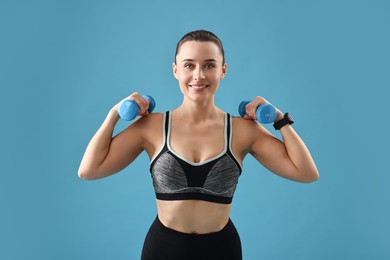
[279,125,319,182]
[78,108,120,178]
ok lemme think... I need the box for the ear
[172,62,179,80]
[220,63,227,79]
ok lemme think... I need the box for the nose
[193,67,205,80]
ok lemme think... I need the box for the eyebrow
[181,59,218,63]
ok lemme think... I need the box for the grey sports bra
[149,111,242,204]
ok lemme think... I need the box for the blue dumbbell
[238,100,277,124]
[118,95,156,121]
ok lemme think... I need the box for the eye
[205,63,216,69]
[184,63,194,69]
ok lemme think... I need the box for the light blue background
[1,0,389,259]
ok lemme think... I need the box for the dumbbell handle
[238,100,277,124]
[118,95,156,121]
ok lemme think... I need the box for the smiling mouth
[189,85,209,89]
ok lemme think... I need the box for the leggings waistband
[141,215,242,260]
[153,215,234,239]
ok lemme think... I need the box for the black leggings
[141,216,242,260]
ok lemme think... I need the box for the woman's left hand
[243,96,284,122]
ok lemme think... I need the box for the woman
[78,30,319,260]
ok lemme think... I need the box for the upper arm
[95,118,146,178]
[248,123,301,182]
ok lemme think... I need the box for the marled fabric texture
[152,152,240,197]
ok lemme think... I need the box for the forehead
[177,41,222,61]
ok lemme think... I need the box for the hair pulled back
[174,30,225,64]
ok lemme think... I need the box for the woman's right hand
[112,92,152,117]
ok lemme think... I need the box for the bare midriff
[156,199,232,234]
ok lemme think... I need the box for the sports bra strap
[163,111,170,141]
[225,113,241,171]
[226,113,232,149]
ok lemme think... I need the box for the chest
[169,120,225,163]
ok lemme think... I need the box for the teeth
[191,85,207,89]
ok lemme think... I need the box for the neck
[175,97,222,123]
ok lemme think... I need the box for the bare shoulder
[131,112,164,127]
[123,112,165,153]
[233,117,275,146]
[231,116,272,139]
[232,117,275,160]
[230,116,271,159]
[123,112,164,137]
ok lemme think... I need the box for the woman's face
[173,41,227,103]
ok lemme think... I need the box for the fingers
[114,92,151,116]
[129,92,150,116]
[244,96,270,120]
